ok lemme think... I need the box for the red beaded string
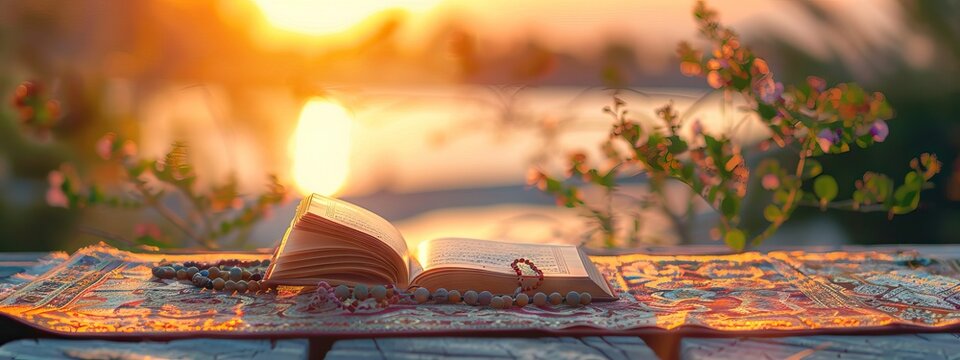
[511,258,544,293]
[313,282,399,313]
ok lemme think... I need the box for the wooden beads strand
[151,260,270,294]
[309,258,590,311]
[312,283,593,311]
[154,257,594,311]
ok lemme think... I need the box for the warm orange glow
[251,0,440,36]
[289,98,353,196]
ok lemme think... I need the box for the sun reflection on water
[289,98,353,196]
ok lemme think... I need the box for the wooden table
[1,247,957,359]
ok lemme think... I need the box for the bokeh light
[289,98,353,196]
[251,0,440,36]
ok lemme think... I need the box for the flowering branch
[529,1,942,250]
[45,132,290,249]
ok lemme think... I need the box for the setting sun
[289,98,353,196]
[251,0,440,36]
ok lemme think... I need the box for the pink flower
[525,168,546,189]
[45,188,68,208]
[707,71,724,89]
[134,223,162,239]
[761,174,780,190]
[96,133,116,160]
[121,140,138,158]
[47,170,64,186]
[817,129,840,152]
[45,170,68,208]
[870,120,889,142]
[807,76,827,93]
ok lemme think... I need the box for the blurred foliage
[6,77,291,250]
[743,0,960,245]
[0,107,75,251]
[529,1,941,250]
[44,127,290,249]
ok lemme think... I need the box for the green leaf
[802,159,823,179]
[763,205,782,222]
[731,75,750,91]
[665,135,688,154]
[875,175,895,201]
[757,102,777,121]
[136,235,170,249]
[860,173,894,205]
[773,189,790,204]
[680,165,695,183]
[704,135,723,156]
[545,178,562,192]
[129,160,150,177]
[724,229,746,251]
[813,175,839,205]
[720,196,739,219]
[706,186,720,204]
[599,170,618,188]
[842,83,866,104]
[889,172,922,214]
[904,171,923,189]
[874,100,893,119]
[88,185,104,204]
[891,181,921,214]
[852,190,865,207]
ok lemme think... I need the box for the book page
[416,238,588,277]
[306,194,409,259]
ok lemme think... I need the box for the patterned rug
[2,244,960,337]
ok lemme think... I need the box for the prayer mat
[1,243,960,337]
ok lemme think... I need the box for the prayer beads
[151,260,268,294]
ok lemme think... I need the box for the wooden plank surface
[325,336,659,360]
[0,338,309,359]
[682,334,960,360]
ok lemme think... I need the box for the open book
[263,194,616,300]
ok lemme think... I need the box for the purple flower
[755,76,783,104]
[870,119,889,142]
[817,128,840,152]
[690,119,704,136]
